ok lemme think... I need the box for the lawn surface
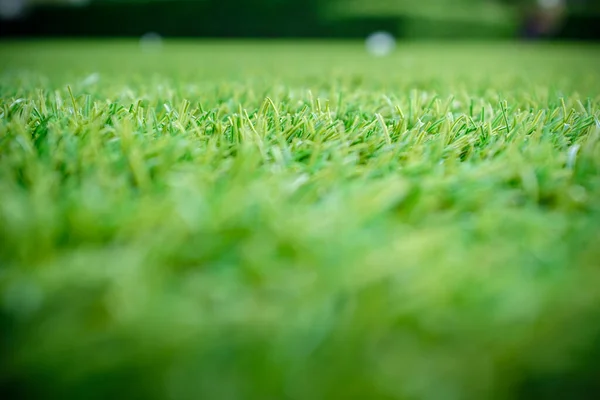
[1,41,600,399]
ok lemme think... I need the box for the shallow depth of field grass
[1,41,600,400]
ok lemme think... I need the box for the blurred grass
[1,40,600,400]
[328,0,516,23]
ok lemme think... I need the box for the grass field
[1,41,600,399]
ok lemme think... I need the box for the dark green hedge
[0,1,400,38]
[0,1,598,39]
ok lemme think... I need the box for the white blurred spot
[286,173,309,194]
[566,144,580,170]
[366,31,396,57]
[0,0,26,20]
[80,72,100,87]
[538,0,563,9]
[140,32,163,52]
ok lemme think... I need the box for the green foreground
[1,41,600,399]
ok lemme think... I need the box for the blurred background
[0,0,599,40]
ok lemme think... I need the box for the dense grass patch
[1,41,600,399]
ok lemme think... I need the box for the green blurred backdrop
[1,0,599,39]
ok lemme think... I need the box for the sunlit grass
[1,41,600,399]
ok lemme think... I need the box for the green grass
[1,41,600,400]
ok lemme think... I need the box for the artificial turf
[1,41,600,399]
